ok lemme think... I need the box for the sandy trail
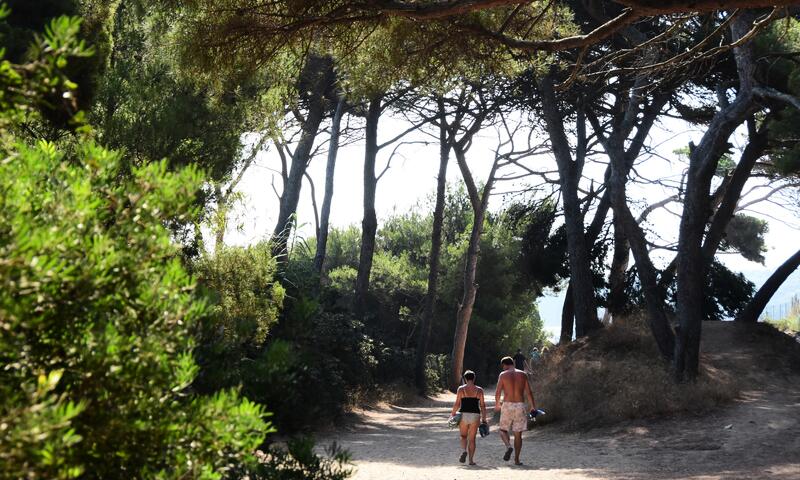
[319,324,800,479]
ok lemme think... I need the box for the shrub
[193,242,285,391]
[424,353,450,392]
[246,309,377,430]
[0,139,270,478]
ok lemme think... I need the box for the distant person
[449,370,487,465]
[530,347,541,364]
[513,348,526,371]
[495,356,537,465]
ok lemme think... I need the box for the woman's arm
[478,389,487,422]
[450,388,462,417]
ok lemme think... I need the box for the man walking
[513,348,526,371]
[494,356,536,465]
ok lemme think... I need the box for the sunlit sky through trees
[215,113,800,340]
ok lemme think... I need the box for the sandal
[503,447,513,461]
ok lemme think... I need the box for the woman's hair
[463,370,475,381]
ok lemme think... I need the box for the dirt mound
[530,320,800,430]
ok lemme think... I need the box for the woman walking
[449,370,487,465]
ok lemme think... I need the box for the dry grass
[531,316,740,430]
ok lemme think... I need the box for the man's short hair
[501,356,514,366]
[463,370,475,381]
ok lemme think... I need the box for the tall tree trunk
[560,284,575,344]
[271,56,334,263]
[607,211,630,317]
[355,96,382,318]
[701,123,769,261]
[560,176,613,342]
[213,183,226,253]
[737,248,800,323]
[415,101,450,392]
[675,13,757,380]
[314,97,346,274]
[538,74,600,337]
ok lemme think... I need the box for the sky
[219,110,800,341]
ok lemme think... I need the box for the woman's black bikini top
[460,392,480,413]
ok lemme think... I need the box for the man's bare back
[497,369,530,403]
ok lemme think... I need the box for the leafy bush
[193,242,285,391]
[0,138,270,478]
[423,353,450,392]
[245,307,377,430]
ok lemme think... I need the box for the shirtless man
[494,356,536,465]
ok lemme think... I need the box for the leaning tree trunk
[314,97,346,274]
[588,90,676,360]
[538,74,600,337]
[449,198,487,391]
[354,97,382,318]
[606,150,675,360]
[272,56,334,263]
[415,104,450,391]
[657,124,767,291]
[737,248,800,323]
[448,140,498,391]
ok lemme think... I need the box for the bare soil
[318,322,800,479]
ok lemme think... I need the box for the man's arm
[494,374,503,411]
[525,373,536,410]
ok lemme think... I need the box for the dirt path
[319,323,800,479]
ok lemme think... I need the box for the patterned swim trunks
[499,402,527,433]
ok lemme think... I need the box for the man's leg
[499,428,510,448]
[513,432,523,465]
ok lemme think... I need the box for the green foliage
[704,261,756,321]
[623,260,754,321]
[0,8,92,130]
[721,214,768,264]
[758,18,800,176]
[322,226,361,271]
[197,242,285,347]
[0,13,351,479]
[0,138,270,478]
[502,199,569,292]
[92,3,251,182]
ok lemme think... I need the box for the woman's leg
[458,420,468,462]
[467,421,479,464]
